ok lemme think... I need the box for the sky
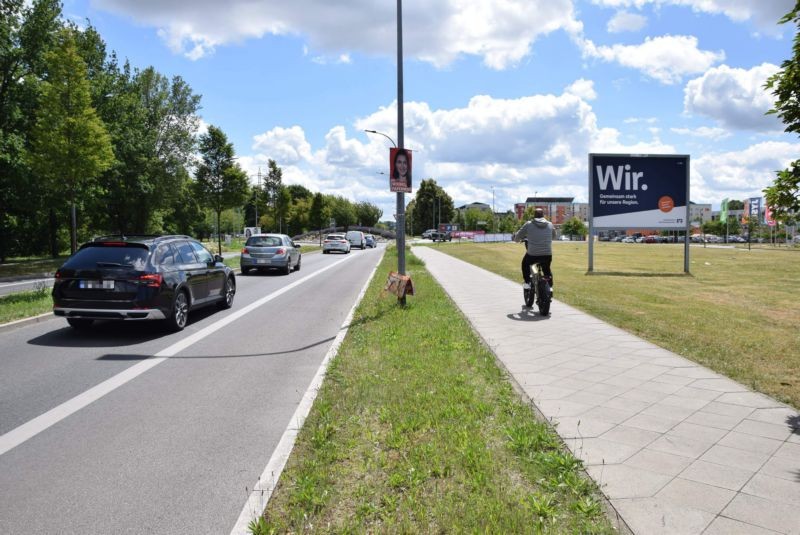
[63,0,799,220]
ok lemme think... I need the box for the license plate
[79,280,114,289]
[256,259,271,265]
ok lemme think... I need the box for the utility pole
[396,0,406,287]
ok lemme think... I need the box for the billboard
[589,154,689,229]
[389,148,412,193]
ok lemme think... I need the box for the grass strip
[436,241,800,409]
[252,247,614,534]
[0,286,52,324]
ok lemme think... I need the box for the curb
[0,312,54,333]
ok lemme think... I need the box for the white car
[346,230,366,249]
[322,234,351,254]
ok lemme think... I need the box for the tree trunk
[49,208,58,258]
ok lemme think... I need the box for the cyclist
[513,208,556,293]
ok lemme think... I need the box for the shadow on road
[27,321,168,348]
[507,307,550,322]
[96,335,337,360]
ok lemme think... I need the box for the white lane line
[0,254,361,457]
[229,249,385,535]
[0,278,54,289]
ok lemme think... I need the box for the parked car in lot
[240,233,301,275]
[346,230,366,249]
[322,233,351,254]
[52,234,235,331]
[430,231,452,242]
[365,234,376,248]
[421,229,436,239]
[621,236,635,243]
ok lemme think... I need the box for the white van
[346,230,365,249]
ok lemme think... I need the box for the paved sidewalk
[413,246,800,535]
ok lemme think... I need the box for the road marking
[229,249,384,535]
[0,253,361,457]
[0,278,54,289]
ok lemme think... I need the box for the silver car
[323,233,351,254]
[240,234,301,275]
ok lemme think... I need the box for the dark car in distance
[52,235,236,331]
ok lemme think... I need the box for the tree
[309,193,328,244]
[28,30,114,253]
[561,216,587,239]
[411,179,453,235]
[764,4,800,218]
[0,0,62,260]
[195,125,249,254]
[263,159,283,228]
[355,201,383,227]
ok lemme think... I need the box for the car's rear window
[247,236,282,247]
[326,235,345,240]
[63,244,150,270]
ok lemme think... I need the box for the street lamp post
[363,0,406,304]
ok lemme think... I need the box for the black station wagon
[52,235,236,331]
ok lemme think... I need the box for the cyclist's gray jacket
[514,218,556,256]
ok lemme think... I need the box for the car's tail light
[55,270,61,279]
[276,248,286,255]
[138,273,163,287]
[241,247,249,254]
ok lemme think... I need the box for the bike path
[412,246,800,535]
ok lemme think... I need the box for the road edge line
[229,249,386,535]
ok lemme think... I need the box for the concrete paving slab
[411,246,800,535]
[655,477,736,515]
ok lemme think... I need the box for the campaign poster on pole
[589,154,689,229]
[389,147,412,193]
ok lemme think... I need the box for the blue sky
[64,0,798,219]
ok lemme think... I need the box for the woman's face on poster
[395,153,408,177]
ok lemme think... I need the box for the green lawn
[0,286,52,324]
[433,241,800,408]
[253,247,614,534]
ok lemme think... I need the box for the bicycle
[521,240,552,315]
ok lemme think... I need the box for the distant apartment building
[690,202,712,225]
[514,197,575,225]
[455,202,492,215]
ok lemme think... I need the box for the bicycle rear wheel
[536,278,551,315]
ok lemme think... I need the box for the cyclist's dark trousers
[521,254,553,286]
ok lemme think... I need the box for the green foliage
[27,29,114,252]
[410,179,453,234]
[764,5,800,216]
[464,207,489,231]
[195,125,249,252]
[561,216,587,237]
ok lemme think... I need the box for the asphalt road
[0,245,384,534]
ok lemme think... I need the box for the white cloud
[245,85,685,215]
[252,126,313,164]
[691,141,799,203]
[591,0,794,36]
[581,34,724,84]
[670,126,731,139]
[92,0,582,68]
[565,79,597,100]
[684,63,782,132]
[608,11,647,33]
